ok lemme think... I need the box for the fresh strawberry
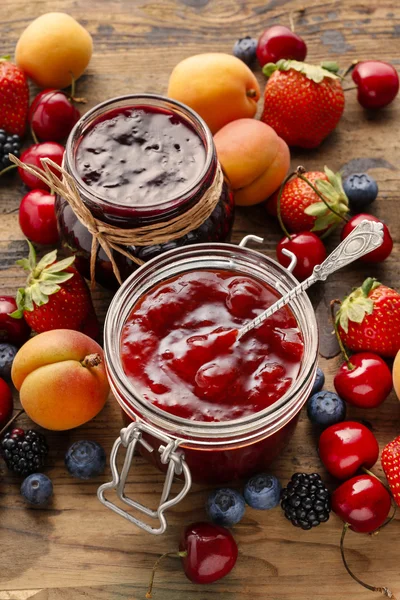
[0,57,29,136]
[381,436,400,507]
[261,59,345,148]
[11,241,99,339]
[336,277,400,358]
[272,166,349,234]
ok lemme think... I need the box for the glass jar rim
[104,242,319,447]
[64,93,215,213]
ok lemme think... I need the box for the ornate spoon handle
[237,220,384,341]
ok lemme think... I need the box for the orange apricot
[167,53,260,134]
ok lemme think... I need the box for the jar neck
[63,94,217,226]
[103,243,319,447]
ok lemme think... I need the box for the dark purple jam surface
[76,107,206,206]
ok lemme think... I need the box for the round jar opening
[104,243,319,447]
[64,94,215,218]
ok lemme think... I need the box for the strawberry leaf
[39,282,61,296]
[320,61,340,74]
[266,59,340,84]
[31,283,48,307]
[304,202,328,217]
[16,257,32,271]
[41,272,74,284]
[45,256,75,274]
[36,249,58,271]
[361,277,379,296]
[26,240,37,272]
[24,287,34,312]
[312,212,339,232]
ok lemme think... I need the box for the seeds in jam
[76,106,206,206]
[121,270,304,422]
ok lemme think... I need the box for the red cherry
[318,421,379,480]
[341,214,392,262]
[0,377,13,429]
[332,474,391,533]
[29,89,80,142]
[256,25,307,67]
[0,296,31,346]
[19,190,59,245]
[18,143,64,191]
[276,232,327,281]
[352,60,399,109]
[334,352,392,409]
[179,522,238,584]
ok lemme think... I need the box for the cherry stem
[340,524,396,598]
[0,164,17,177]
[343,86,358,92]
[276,170,296,240]
[289,6,305,32]
[330,299,354,369]
[30,125,39,145]
[145,550,187,598]
[0,409,25,438]
[296,169,349,223]
[342,60,359,79]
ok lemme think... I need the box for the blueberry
[21,473,53,505]
[307,391,346,427]
[310,367,325,396]
[65,440,106,479]
[0,343,18,379]
[233,37,258,66]
[343,173,378,212]
[244,473,281,509]
[206,488,245,526]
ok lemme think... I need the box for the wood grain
[1,1,400,598]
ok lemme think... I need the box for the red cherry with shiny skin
[29,89,80,142]
[341,214,393,263]
[0,296,31,346]
[0,377,13,429]
[332,475,391,533]
[334,352,392,408]
[179,522,238,584]
[18,143,64,191]
[256,26,307,68]
[318,421,379,480]
[19,190,59,245]
[276,232,327,281]
[352,61,399,109]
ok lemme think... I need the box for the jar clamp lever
[97,421,192,535]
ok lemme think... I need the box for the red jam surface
[121,270,304,422]
[76,106,206,206]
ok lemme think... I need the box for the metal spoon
[237,219,384,341]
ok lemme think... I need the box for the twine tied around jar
[9,154,225,287]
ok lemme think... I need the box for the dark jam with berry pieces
[76,107,207,207]
[58,98,234,289]
[121,270,304,422]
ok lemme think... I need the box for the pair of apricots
[168,53,290,207]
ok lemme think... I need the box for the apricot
[214,119,290,206]
[393,351,400,400]
[12,330,109,430]
[167,53,260,134]
[15,13,93,89]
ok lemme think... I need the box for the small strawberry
[272,166,349,234]
[11,241,99,339]
[261,59,345,148]
[381,436,400,507]
[336,277,400,358]
[0,57,29,137]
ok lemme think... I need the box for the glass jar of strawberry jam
[56,94,234,289]
[98,240,318,534]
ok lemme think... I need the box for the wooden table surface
[1,0,400,598]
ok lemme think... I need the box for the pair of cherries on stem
[319,421,396,598]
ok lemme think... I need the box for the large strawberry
[381,436,400,507]
[11,241,99,339]
[336,277,400,358]
[0,57,29,136]
[261,59,345,148]
[269,166,349,234]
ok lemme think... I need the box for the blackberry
[0,130,21,170]
[281,473,331,530]
[1,428,48,476]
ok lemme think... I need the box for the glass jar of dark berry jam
[98,240,319,534]
[56,94,234,289]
